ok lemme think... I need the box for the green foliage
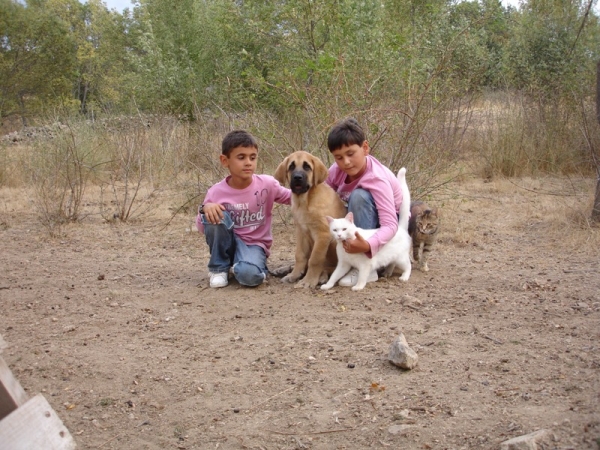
[504,0,600,100]
[3,0,599,121]
[1,0,599,186]
[0,0,76,119]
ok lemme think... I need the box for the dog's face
[275,151,329,194]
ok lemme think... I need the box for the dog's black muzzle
[289,170,310,194]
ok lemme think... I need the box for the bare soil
[1,176,599,450]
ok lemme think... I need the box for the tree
[504,0,600,100]
[44,0,133,115]
[0,0,76,121]
[593,60,600,223]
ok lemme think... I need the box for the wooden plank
[0,356,28,421]
[0,393,76,450]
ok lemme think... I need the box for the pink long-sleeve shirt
[196,175,291,257]
[326,155,403,257]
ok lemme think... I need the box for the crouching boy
[197,130,291,288]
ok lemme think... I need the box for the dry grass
[1,90,599,233]
[2,172,597,257]
[438,175,600,257]
[468,91,600,179]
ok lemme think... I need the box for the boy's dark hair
[327,118,366,152]
[222,130,258,156]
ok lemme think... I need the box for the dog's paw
[351,285,365,291]
[318,271,330,284]
[270,264,294,278]
[281,274,299,284]
[320,283,333,290]
[294,279,317,289]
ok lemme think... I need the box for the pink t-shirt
[196,175,291,256]
[326,155,402,256]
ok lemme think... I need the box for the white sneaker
[338,269,378,287]
[209,272,228,288]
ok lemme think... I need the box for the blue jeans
[201,211,267,287]
[348,189,379,229]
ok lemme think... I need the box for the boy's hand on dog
[203,203,226,224]
[343,232,371,254]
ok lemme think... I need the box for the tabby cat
[408,201,439,272]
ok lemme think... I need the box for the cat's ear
[345,212,354,222]
[325,216,334,223]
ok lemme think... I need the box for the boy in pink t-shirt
[325,118,404,287]
[197,130,291,288]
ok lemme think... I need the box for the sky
[88,0,134,12]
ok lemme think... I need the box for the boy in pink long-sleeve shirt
[197,130,291,288]
[325,118,404,287]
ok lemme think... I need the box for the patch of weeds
[564,385,583,392]
[173,425,186,439]
[98,397,115,407]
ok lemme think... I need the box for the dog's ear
[312,155,329,185]
[274,156,289,185]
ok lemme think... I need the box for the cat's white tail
[397,167,411,231]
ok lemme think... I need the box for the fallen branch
[483,335,503,345]
[97,433,122,448]
[266,426,357,435]
[249,385,296,411]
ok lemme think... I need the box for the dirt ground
[1,175,599,450]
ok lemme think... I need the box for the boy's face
[331,141,369,182]
[220,146,258,187]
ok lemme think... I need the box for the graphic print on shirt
[255,188,268,208]
[336,186,353,204]
[223,189,268,231]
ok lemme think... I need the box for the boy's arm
[201,203,226,225]
[196,186,226,234]
[342,232,371,254]
[325,165,340,190]
[269,175,291,205]
[364,179,400,256]
[276,185,292,205]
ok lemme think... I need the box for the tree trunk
[593,175,600,222]
[593,61,600,223]
[79,81,89,116]
[18,92,28,127]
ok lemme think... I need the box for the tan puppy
[275,151,346,288]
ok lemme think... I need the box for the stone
[388,424,413,435]
[500,429,550,450]
[388,333,418,370]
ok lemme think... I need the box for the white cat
[320,167,412,291]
